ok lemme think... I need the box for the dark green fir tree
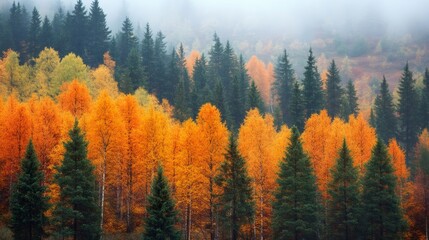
[302,48,324,118]
[215,136,255,240]
[289,82,305,132]
[272,127,320,239]
[374,76,397,143]
[87,0,111,67]
[340,80,359,120]
[327,140,360,240]
[326,60,343,118]
[28,7,41,59]
[361,139,406,239]
[142,166,180,240]
[247,80,265,114]
[273,49,295,125]
[52,121,100,240]
[10,140,49,240]
[420,68,429,130]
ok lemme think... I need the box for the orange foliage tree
[246,55,274,104]
[58,79,92,118]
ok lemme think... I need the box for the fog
[2,0,429,59]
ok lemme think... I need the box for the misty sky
[2,0,429,60]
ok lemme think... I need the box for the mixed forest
[1,0,429,239]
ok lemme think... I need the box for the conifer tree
[397,63,419,161]
[10,140,48,240]
[420,68,429,130]
[369,108,376,128]
[247,80,264,113]
[326,60,343,118]
[118,47,146,93]
[361,139,406,239]
[273,49,295,124]
[87,0,110,67]
[28,7,41,59]
[142,166,180,240]
[67,0,88,60]
[52,7,66,55]
[52,121,100,240]
[39,16,52,48]
[215,136,255,240]
[142,23,155,92]
[272,127,320,239]
[118,17,137,65]
[152,31,167,96]
[374,76,397,143]
[290,82,305,131]
[303,48,324,118]
[341,80,359,120]
[327,140,360,240]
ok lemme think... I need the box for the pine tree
[52,7,66,55]
[28,7,41,59]
[272,127,320,239]
[87,0,111,67]
[208,33,224,90]
[52,121,100,240]
[341,80,359,120]
[236,55,250,119]
[164,48,180,103]
[369,108,376,128]
[152,31,167,97]
[420,68,429,130]
[67,0,88,59]
[142,166,180,240]
[361,139,406,239]
[118,17,137,65]
[213,80,230,123]
[39,16,52,48]
[247,80,264,113]
[142,23,155,92]
[290,82,305,132]
[327,140,360,240]
[303,48,324,118]
[326,60,343,118]
[9,2,29,59]
[215,136,255,240]
[10,140,49,240]
[374,76,397,143]
[273,49,295,125]
[173,44,192,121]
[397,63,419,161]
[118,47,146,93]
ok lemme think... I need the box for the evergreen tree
[39,16,52,48]
[52,121,100,240]
[52,7,66,56]
[213,80,230,123]
[361,139,406,239]
[236,55,250,116]
[229,77,243,130]
[215,136,255,240]
[152,31,168,97]
[420,68,429,130]
[173,44,192,121]
[247,80,265,113]
[369,108,376,128]
[119,47,146,93]
[221,40,237,91]
[142,23,155,92]
[290,82,305,132]
[272,127,320,239]
[67,0,89,59]
[118,17,137,65]
[10,140,48,240]
[326,60,343,118]
[273,49,295,125]
[327,140,360,240]
[374,76,397,143]
[303,48,324,118]
[28,7,41,59]
[142,166,180,240]
[397,63,419,161]
[87,0,111,67]
[9,2,29,60]
[164,48,180,103]
[341,80,359,120]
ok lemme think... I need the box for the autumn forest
[1,0,429,240]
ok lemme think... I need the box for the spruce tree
[52,7,66,55]
[341,80,359,120]
[52,121,100,240]
[290,82,305,132]
[142,23,155,92]
[142,166,180,240]
[215,136,255,240]
[39,16,52,48]
[273,49,295,125]
[361,139,406,239]
[67,0,88,59]
[420,68,429,130]
[247,80,265,113]
[374,76,397,143]
[326,60,343,118]
[327,140,360,240]
[303,48,324,118]
[272,127,320,239]
[87,0,111,67]
[10,140,48,240]
[369,108,376,128]
[118,17,137,65]
[164,48,180,103]
[119,47,146,93]
[152,31,168,97]
[28,7,41,59]
[397,63,419,161]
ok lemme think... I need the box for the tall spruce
[327,140,360,240]
[142,166,180,240]
[118,17,137,65]
[215,136,255,240]
[10,140,48,240]
[303,48,324,118]
[142,23,155,92]
[374,76,397,143]
[361,139,406,239]
[420,68,429,130]
[341,80,359,120]
[273,49,295,125]
[152,31,168,97]
[118,47,146,93]
[39,16,52,48]
[28,7,41,59]
[173,44,192,121]
[290,82,305,132]
[326,60,343,118]
[67,0,88,59]
[87,0,110,67]
[397,63,419,161]
[52,121,100,240]
[51,7,66,56]
[247,80,265,113]
[272,127,320,239]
